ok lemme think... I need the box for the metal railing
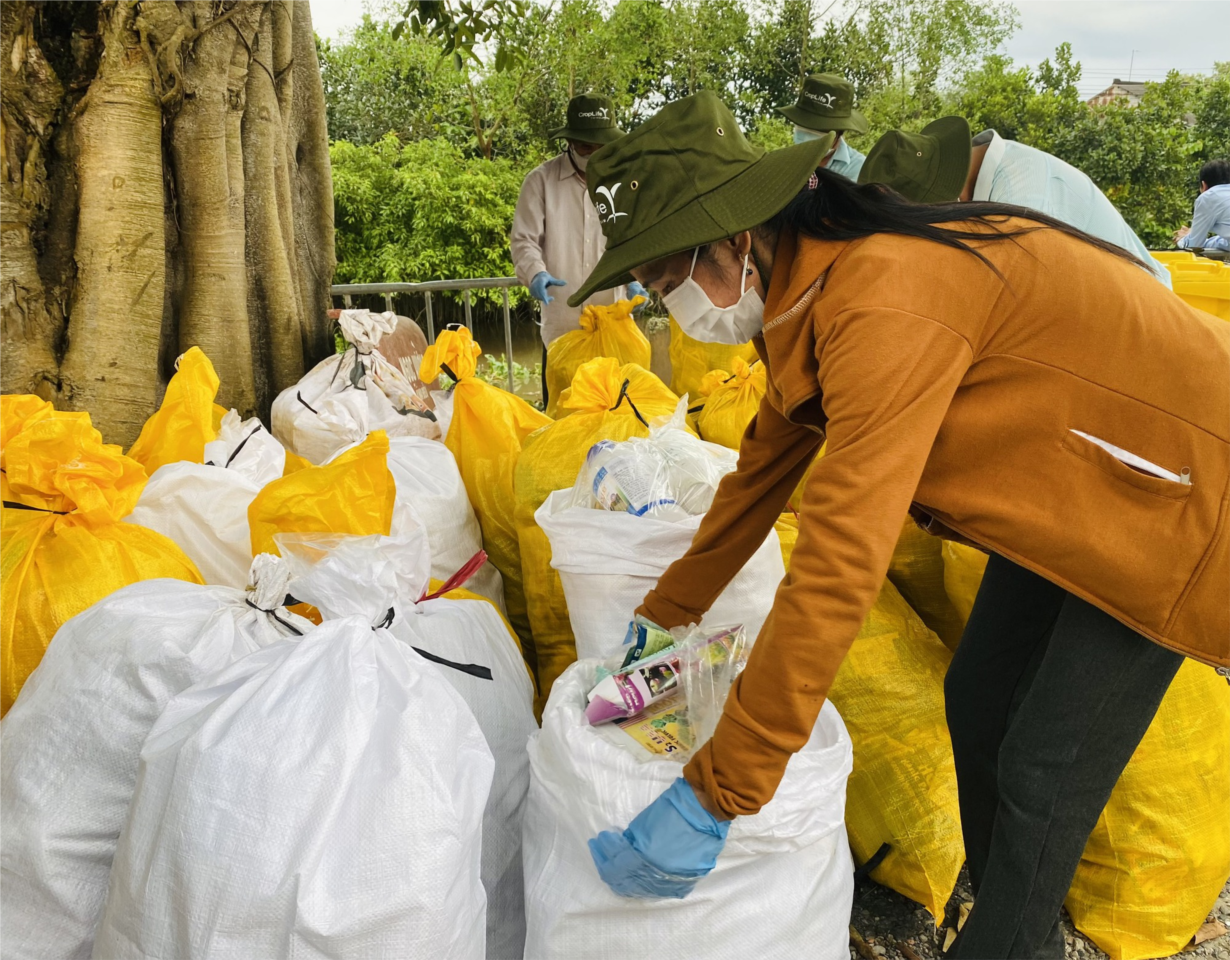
[329,278,523,393]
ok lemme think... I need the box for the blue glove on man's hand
[530,271,567,304]
[626,280,648,312]
[589,777,731,899]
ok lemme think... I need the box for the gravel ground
[848,872,1230,960]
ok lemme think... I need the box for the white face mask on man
[661,246,765,344]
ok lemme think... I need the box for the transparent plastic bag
[569,398,736,521]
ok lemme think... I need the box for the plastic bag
[942,539,989,627]
[0,557,308,960]
[1,400,202,715]
[825,578,964,920]
[523,658,854,960]
[421,326,551,648]
[515,357,681,710]
[886,518,967,651]
[1066,659,1230,960]
[271,309,439,464]
[545,298,650,418]
[125,347,220,475]
[246,430,396,557]
[536,488,784,663]
[125,411,286,587]
[277,529,535,959]
[696,357,766,450]
[667,317,759,402]
[570,398,737,521]
[95,533,493,960]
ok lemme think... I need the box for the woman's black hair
[755,166,1152,278]
[1199,158,1230,188]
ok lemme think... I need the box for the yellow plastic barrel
[1152,252,1230,321]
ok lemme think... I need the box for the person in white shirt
[1175,159,1230,253]
[859,119,1171,287]
[510,93,644,405]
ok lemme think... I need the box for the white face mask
[569,147,589,172]
[661,247,764,344]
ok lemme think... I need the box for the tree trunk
[0,0,335,446]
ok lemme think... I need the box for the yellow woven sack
[515,357,680,711]
[544,298,650,418]
[667,317,758,401]
[886,519,967,651]
[1,400,202,714]
[247,431,396,557]
[942,540,989,626]
[774,512,799,569]
[826,578,964,921]
[1066,660,1230,960]
[697,357,766,450]
[126,347,220,474]
[421,327,551,648]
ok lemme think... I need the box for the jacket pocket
[1063,430,1193,501]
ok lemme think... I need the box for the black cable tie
[440,362,460,383]
[223,425,263,468]
[296,391,319,415]
[3,500,68,515]
[327,344,355,390]
[853,842,892,882]
[411,646,493,681]
[373,607,396,630]
[687,403,706,415]
[609,378,648,426]
[245,598,304,636]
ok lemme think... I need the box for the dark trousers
[945,554,1183,959]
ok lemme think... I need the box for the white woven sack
[381,435,506,612]
[0,557,308,960]
[270,309,440,464]
[125,411,285,587]
[535,489,786,660]
[523,659,855,960]
[94,532,493,960]
[390,595,537,960]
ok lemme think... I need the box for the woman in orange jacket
[571,92,1229,959]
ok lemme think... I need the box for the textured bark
[0,1,336,442]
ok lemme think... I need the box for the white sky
[306,0,1230,99]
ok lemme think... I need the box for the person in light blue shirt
[1175,159,1230,252]
[776,74,867,182]
[860,120,1171,287]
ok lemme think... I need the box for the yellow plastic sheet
[544,298,650,418]
[941,540,989,626]
[886,519,967,651]
[126,348,221,475]
[247,432,396,557]
[515,357,680,711]
[1,400,202,714]
[827,578,964,921]
[1066,659,1230,959]
[697,357,766,450]
[421,327,551,649]
[668,317,758,401]
[774,512,799,570]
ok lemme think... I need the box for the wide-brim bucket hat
[568,91,834,306]
[776,73,869,135]
[858,116,972,203]
[549,93,625,145]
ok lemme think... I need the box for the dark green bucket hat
[549,93,625,145]
[776,74,869,135]
[857,116,972,203]
[568,91,833,306]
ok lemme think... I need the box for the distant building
[1087,79,1148,107]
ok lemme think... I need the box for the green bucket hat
[548,93,625,145]
[568,91,834,306]
[857,116,972,203]
[776,74,869,135]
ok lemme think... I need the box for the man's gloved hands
[530,271,567,304]
[589,777,731,899]
[626,280,649,313]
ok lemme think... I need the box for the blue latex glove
[530,271,567,304]
[626,280,648,312]
[589,777,731,899]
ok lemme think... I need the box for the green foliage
[330,135,528,301]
